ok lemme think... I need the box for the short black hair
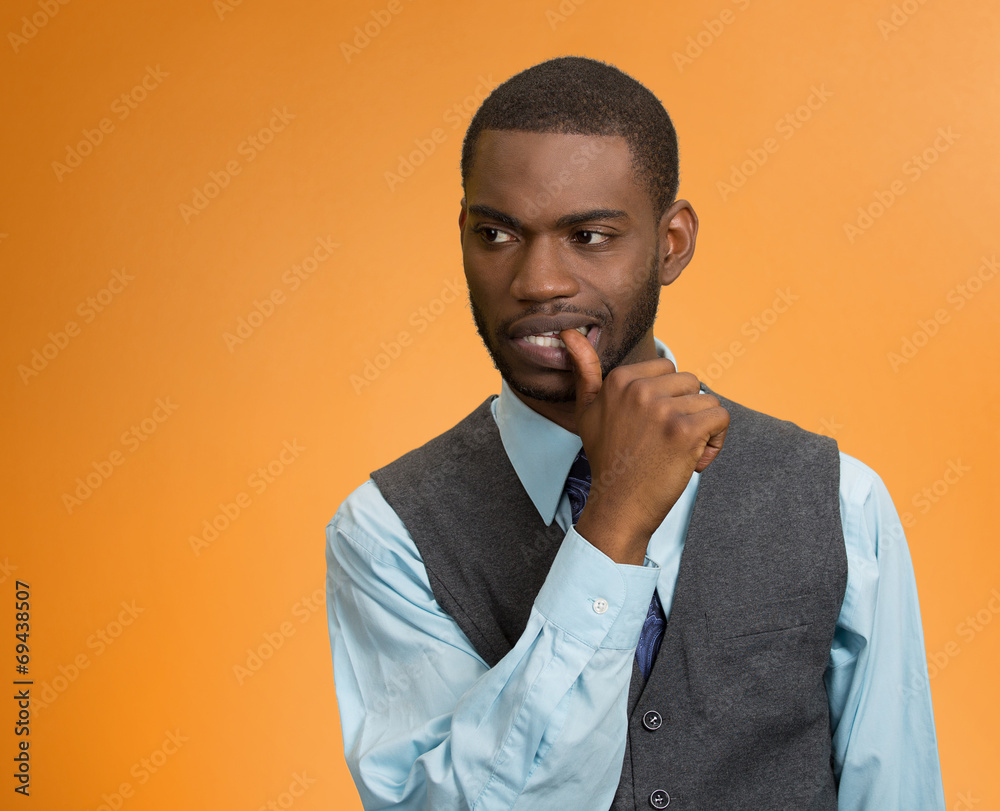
[461,56,680,217]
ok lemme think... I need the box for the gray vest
[371,390,847,810]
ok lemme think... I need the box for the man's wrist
[575,502,653,566]
[533,526,659,650]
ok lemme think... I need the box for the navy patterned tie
[566,449,666,681]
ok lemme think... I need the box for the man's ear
[657,199,698,286]
[458,197,467,247]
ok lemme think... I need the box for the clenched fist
[560,328,730,566]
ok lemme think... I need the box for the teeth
[524,326,589,348]
[525,335,565,347]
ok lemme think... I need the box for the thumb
[560,328,603,418]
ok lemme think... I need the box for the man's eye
[478,227,515,244]
[574,230,611,245]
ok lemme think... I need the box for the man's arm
[827,454,946,810]
[327,479,659,810]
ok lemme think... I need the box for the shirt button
[649,788,670,808]
[642,710,662,731]
[593,598,609,614]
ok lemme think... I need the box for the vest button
[642,710,662,731]
[649,788,670,808]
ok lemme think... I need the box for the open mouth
[523,325,597,349]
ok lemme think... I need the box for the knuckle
[604,366,628,390]
[653,396,676,419]
[631,379,657,408]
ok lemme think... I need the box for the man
[327,57,945,809]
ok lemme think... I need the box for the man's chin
[501,373,577,404]
[480,338,582,403]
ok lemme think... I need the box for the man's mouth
[506,317,602,370]
[523,325,595,348]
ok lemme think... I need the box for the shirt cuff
[533,525,660,651]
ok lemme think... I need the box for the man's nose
[509,238,579,301]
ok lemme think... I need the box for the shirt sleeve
[826,453,946,810]
[327,479,660,810]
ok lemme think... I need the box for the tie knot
[565,449,591,524]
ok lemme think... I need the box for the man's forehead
[465,130,646,220]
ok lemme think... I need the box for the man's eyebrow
[467,205,629,231]
[555,209,629,228]
[467,205,522,230]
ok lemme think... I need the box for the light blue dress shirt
[326,338,946,810]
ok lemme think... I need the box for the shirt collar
[491,337,678,526]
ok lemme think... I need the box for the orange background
[2,0,997,808]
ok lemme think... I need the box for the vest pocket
[692,594,825,724]
[706,593,816,642]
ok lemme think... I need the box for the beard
[468,248,661,403]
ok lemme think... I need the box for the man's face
[460,131,664,404]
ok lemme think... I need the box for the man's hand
[560,328,730,566]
